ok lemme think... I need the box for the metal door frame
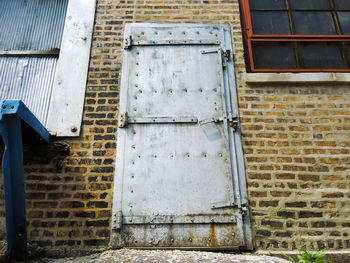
[111,23,253,250]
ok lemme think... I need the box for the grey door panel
[111,23,253,250]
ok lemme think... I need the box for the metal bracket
[124,35,133,50]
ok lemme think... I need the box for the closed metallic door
[111,23,252,250]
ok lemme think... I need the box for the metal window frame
[240,0,350,72]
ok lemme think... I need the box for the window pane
[251,11,291,34]
[338,12,350,34]
[299,42,345,69]
[290,0,331,10]
[293,12,337,34]
[252,42,297,69]
[249,0,286,10]
[347,44,350,62]
[334,0,350,10]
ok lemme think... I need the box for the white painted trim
[46,0,96,136]
[245,73,350,83]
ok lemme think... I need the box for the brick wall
[240,83,350,251]
[0,0,349,256]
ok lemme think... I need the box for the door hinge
[112,210,122,230]
[119,112,128,128]
[118,112,198,128]
[124,35,133,50]
[199,115,238,131]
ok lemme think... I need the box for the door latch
[240,206,248,217]
[221,49,231,68]
[211,200,235,209]
[222,49,231,62]
[230,117,238,131]
[199,116,238,131]
[201,49,219,55]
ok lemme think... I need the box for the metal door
[111,23,252,250]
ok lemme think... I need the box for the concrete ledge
[245,73,350,83]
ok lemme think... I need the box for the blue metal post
[0,100,50,257]
[0,115,27,255]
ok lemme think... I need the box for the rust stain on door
[210,223,218,247]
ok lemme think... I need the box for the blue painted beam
[0,100,50,257]
[0,100,50,143]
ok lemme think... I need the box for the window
[0,0,96,136]
[240,0,350,72]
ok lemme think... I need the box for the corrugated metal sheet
[0,0,68,51]
[0,57,57,125]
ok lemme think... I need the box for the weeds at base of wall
[0,229,6,262]
[0,242,46,263]
[0,241,6,263]
[282,248,332,263]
